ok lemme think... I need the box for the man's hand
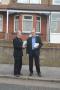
[22,46,26,49]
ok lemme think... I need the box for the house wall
[3,14,14,40]
[0,14,47,41]
[1,0,52,5]
[9,15,14,33]
[20,14,47,41]
[0,13,7,39]
[41,15,47,41]
[8,15,14,40]
[0,41,60,67]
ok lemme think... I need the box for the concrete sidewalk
[0,64,60,82]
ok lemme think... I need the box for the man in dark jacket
[26,29,43,77]
[13,31,23,77]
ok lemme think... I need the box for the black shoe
[20,73,23,76]
[14,75,20,77]
[38,73,41,77]
[29,73,33,76]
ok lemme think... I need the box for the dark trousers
[29,50,40,74]
[14,56,22,75]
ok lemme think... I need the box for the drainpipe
[48,12,51,42]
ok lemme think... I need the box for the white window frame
[22,15,33,33]
[17,0,41,4]
[14,15,19,32]
[51,12,60,33]
[36,16,41,33]
[53,0,60,5]
[0,15,3,32]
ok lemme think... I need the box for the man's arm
[13,38,23,49]
[38,36,43,48]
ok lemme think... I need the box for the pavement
[0,64,60,82]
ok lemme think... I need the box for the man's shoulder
[13,37,18,42]
[13,37,17,40]
[27,37,32,40]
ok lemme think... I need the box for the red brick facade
[0,0,53,41]
[0,13,47,41]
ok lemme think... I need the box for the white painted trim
[51,12,60,14]
[0,9,50,15]
[8,10,50,14]
[52,0,54,4]
[0,9,7,11]
[0,9,50,14]
[40,0,41,4]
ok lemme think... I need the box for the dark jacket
[13,37,23,57]
[26,35,43,55]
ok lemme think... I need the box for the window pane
[51,21,57,33]
[51,13,60,21]
[23,16,33,32]
[36,21,40,32]
[53,0,60,5]
[30,0,41,4]
[36,17,40,32]
[14,16,19,32]
[24,16,32,19]
[51,13,60,33]
[56,21,60,33]
[23,20,33,32]
[17,0,29,3]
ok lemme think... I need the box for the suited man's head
[17,31,21,38]
[31,28,36,37]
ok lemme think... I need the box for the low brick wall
[0,40,60,67]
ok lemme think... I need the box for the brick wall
[0,41,60,67]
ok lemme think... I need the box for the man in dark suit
[26,29,43,76]
[13,31,23,77]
